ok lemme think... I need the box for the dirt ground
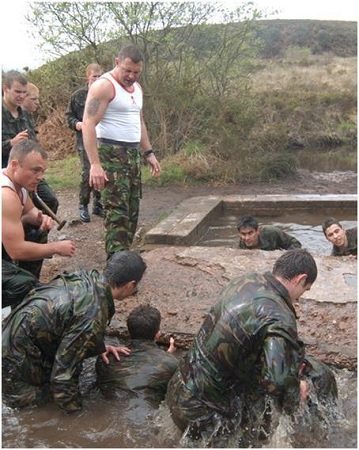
[42,169,357,368]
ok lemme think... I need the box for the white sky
[1,0,358,71]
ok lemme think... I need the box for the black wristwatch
[143,149,154,158]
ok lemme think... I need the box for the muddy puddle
[2,354,357,448]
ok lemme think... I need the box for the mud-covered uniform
[331,227,357,256]
[239,225,302,250]
[166,271,304,437]
[96,339,178,406]
[2,270,115,412]
[66,85,102,210]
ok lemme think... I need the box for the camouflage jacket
[65,85,88,148]
[2,102,37,167]
[2,270,115,412]
[96,339,178,406]
[331,227,357,256]
[239,225,302,250]
[176,272,304,415]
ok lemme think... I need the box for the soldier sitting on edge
[238,215,302,250]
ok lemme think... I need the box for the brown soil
[42,169,357,368]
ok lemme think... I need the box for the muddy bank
[42,170,357,369]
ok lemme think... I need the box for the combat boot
[79,204,90,222]
[93,202,105,218]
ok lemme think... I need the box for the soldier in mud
[2,250,146,413]
[2,140,75,307]
[166,249,336,445]
[237,215,302,250]
[66,63,104,223]
[82,44,161,258]
[322,217,357,257]
[96,304,178,407]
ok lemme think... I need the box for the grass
[45,156,81,189]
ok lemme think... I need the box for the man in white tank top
[82,44,161,257]
[2,140,76,304]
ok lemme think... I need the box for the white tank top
[96,72,143,143]
[1,170,28,207]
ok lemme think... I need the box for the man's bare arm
[82,79,113,189]
[2,189,76,261]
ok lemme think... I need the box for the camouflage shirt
[167,271,304,427]
[331,227,357,256]
[2,270,115,412]
[96,339,178,407]
[239,225,302,250]
[65,85,88,148]
[2,102,37,167]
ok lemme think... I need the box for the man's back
[171,272,301,413]
[96,339,178,406]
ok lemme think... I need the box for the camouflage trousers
[77,145,101,207]
[98,142,142,256]
[2,307,53,408]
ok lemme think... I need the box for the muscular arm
[82,80,113,189]
[140,111,161,176]
[2,188,75,260]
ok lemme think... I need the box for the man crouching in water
[166,249,337,445]
[2,250,146,413]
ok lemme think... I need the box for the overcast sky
[1,0,358,71]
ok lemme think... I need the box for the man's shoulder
[260,225,280,235]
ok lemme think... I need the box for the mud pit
[42,169,357,369]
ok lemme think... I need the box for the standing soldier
[82,44,161,258]
[66,63,104,222]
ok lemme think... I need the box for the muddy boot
[79,204,90,223]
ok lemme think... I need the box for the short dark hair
[126,304,161,340]
[322,217,342,235]
[3,70,28,89]
[8,140,48,164]
[118,44,144,63]
[104,250,146,288]
[237,216,259,231]
[272,248,317,285]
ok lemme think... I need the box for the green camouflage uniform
[98,142,142,255]
[166,271,304,437]
[331,227,357,256]
[65,85,101,208]
[1,259,40,308]
[2,270,115,412]
[96,339,178,407]
[2,103,36,168]
[239,225,302,250]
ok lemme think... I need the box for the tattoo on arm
[86,98,100,117]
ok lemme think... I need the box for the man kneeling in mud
[166,249,337,445]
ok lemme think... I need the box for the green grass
[45,156,81,189]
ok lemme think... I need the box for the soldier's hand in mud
[101,345,131,364]
[167,336,176,353]
[299,379,309,405]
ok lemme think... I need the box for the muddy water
[197,211,357,254]
[2,357,357,448]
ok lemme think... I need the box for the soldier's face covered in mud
[238,226,260,248]
[324,224,347,248]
